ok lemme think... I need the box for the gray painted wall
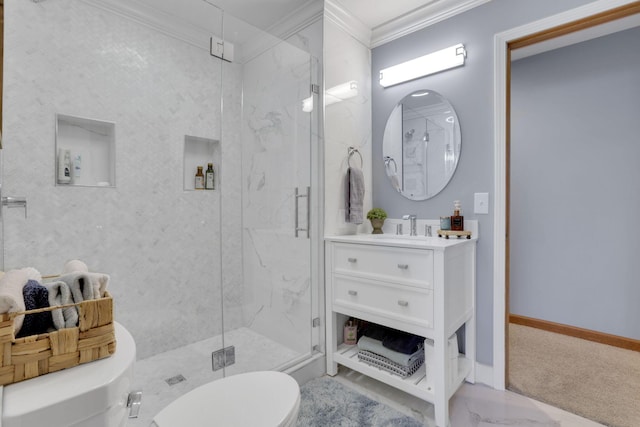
[510,27,640,339]
[371,0,593,365]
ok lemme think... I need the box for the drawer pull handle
[348,257,357,263]
[397,300,409,307]
[348,290,358,296]
[397,264,409,270]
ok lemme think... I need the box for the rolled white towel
[58,272,110,303]
[44,281,78,329]
[62,260,89,274]
[0,268,40,334]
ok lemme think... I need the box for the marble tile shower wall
[3,0,244,359]
[240,42,313,353]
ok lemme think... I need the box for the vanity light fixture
[379,44,466,88]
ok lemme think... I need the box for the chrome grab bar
[294,187,310,238]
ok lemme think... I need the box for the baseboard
[509,314,640,352]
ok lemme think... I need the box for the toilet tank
[2,322,136,427]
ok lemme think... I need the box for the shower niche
[55,114,116,187]
[183,135,220,191]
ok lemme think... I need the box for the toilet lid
[154,371,300,427]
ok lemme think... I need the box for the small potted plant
[366,208,387,234]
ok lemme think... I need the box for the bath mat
[298,376,423,427]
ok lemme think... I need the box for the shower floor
[126,327,299,427]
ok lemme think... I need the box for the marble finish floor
[335,368,605,427]
[128,331,603,427]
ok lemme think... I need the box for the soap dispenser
[451,200,464,231]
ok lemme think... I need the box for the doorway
[493,0,640,389]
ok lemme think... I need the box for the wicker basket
[0,291,116,386]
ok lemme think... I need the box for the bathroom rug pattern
[298,376,423,426]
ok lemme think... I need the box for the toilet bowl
[153,371,301,427]
[1,322,137,427]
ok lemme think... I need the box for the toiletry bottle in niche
[57,149,72,184]
[195,166,205,190]
[205,163,215,190]
[451,200,464,231]
[344,319,357,345]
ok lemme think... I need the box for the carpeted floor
[508,323,640,427]
[298,376,423,427]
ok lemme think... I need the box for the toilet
[1,322,137,427]
[153,370,301,427]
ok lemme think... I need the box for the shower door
[219,15,318,374]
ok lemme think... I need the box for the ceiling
[132,0,485,46]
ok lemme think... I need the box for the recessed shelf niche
[55,114,116,187]
[183,135,220,191]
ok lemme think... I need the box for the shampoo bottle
[205,163,215,190]
[195,166,205,190]
[57,149,72,184]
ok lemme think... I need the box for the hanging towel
[44,280,78,329]
[345,166,365,224]
[57,272,110,303]
[0,269,28,334]
[17,280,53,338]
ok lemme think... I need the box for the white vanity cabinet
[325,235,476,427]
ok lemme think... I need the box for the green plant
[366,208,387,220]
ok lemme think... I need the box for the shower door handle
[294,187,310,238]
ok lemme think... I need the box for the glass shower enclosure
[0,0,319,423]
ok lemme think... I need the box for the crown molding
[370,0,491,48]
[80,0,212,51]
[267,0,324,41]
[324,0,372,48]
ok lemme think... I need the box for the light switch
[474,192,489,214]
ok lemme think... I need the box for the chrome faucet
[402,214,417,236]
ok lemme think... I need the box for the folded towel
[382,330,424,355]
[361,323,390,341]
[57,272,109,303]
[345,166,365,224]
[0,269,31,334]
[62,259,89,274]
[17,280,53,338]
[44,281,78,329]
[357,336,424,367]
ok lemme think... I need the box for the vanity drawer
[332,243,433,288]
[333,274,433,329]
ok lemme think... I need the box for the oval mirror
[382,90,461,200]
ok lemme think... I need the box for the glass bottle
[205,163,215,190]
[451,200,464,231]
[195,166,205,190]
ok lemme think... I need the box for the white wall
[323,14,372,236]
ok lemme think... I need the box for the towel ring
[348,147,363,169]
[384,156,397,173]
